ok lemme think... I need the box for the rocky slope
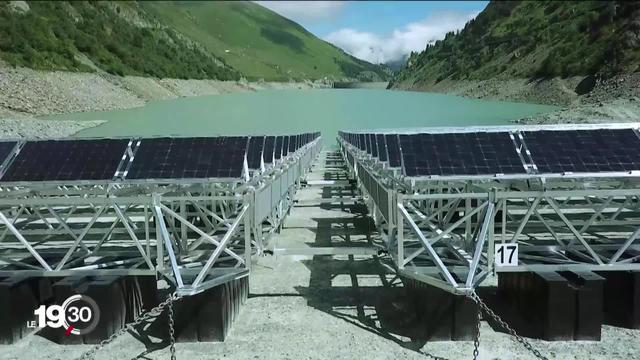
[0,118,105,139]
[390,1,640,124]
[0,63,329,119]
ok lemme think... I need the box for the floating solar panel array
[338,125,640,179]
[3,139,130,182]
[522,129,640,174]
[0,132,320,183]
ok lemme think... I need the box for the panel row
[0,132,321,183]
[339,126,640,178]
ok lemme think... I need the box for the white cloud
[324,11,479,64]
[256,1,345,22]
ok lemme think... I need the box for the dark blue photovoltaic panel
[358,134,366,151]
[385,134,401,167]
[524,129,640,173]
[274,136,284,160]
[376,134,387,162]
[400,132,525,177]
[247,136,265,170]
[288,135,297,153]
[282,136,290,156]
[263,136,276,164]
[0,141,17,165]
[2,139,129,182]
[127,137,248,179]
[369,134,378,157]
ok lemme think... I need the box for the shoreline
[0,65,331,139]
[0,118,107,139]
[390,74,640,124]
[3,64,638,140]
[0,66,330,117]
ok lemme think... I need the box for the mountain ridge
[391,1,640,89]
[0,1,388,81]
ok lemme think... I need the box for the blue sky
[256,1,488,64]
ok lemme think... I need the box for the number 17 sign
[495,243,518,267]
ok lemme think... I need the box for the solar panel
[274,136,284,160]
[282,136,290,157]
[524,129,640,173]
[400,132,526,177]
[127,136,248,180]
[0,141,17,165]
[376,134,387,162]
[291,135,298,152]
[263,136,276,164]
[369,134,378,158]
[247,136,265,170]
[358,134,366,151]
[2,139,129,182]
[385,134,401,168]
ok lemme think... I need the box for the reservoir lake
[43,89,557,144]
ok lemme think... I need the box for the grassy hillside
[0,1,387,81]
[392,1,640,87]
[0,1,239,79]
[140,1,387,81]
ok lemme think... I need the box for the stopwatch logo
[33,295,101,335]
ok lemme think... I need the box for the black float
[596,270,640,329]
[497,271,605,340]
[173,276,249,342]
[0,276,53,344]
[403,277,478,341]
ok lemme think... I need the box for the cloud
[324,11,479,64]
[256,1,345,22]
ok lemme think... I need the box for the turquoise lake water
[43,89,557,144]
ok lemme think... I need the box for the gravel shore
[0,65,330,138]
[0,118,106,139]
[0,66,329,119]
[390,74,640,124]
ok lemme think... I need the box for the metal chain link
[77,292,181,360]
[167,293,177,360]
[472,301,481,360]
[467,291,549,360]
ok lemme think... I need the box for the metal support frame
[338,134,640,295]
[0,137,323,296]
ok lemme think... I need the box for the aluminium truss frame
[0,137,322,296]
[339,124,640,295]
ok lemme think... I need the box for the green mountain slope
[140,1,387,81]
[0,1,387,81]
[391,1,640,87]
[0,1,240,79]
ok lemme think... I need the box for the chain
[168,293,177,360]
[77,292,181,360]
[472,301,481,360]
[467,291,549,360]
